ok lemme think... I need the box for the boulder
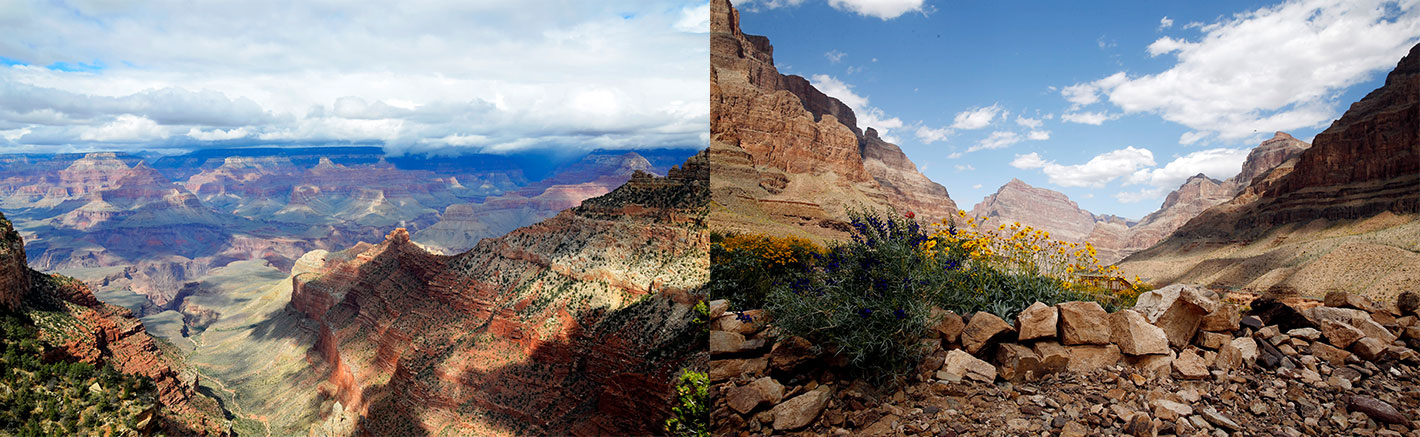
[708,299,729,319]
[711,358,767,382]
[727,377,785,414]
[1399,291,1420,316]
[1125,351,1175,377]
[1248,298,1311,331]
[1306,306,1396,343]
[1032,341,1070,374]
[771,387,833,431]
[1015,302,1057,341]
[931,307,965,344]
[1123,413,1154,437]
[995,343,1043,382]
[942,349,997,383]
[1194,331,1230,350]
[1350,337,1389,361]
[1406,326,1420,340]
[1133,284,1217,348]
[1199,303,1241,332]
[1309,342,1352,365]
[1171,350,1209,379]
[1285,327,1321,341]
[1214,340,1242,370]
[1230,337,1259,367]
[1110,310,1170,355]
[1348,395,1408,425]
[962,311,1015,354]
[1065,344,1121,373]
[711,331,747,355]
[1318,320,1367,350]
[1058,301,1111,345]
[1324,291,1376,312]
[769,336,814,371]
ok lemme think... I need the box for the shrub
[664,369,709,437]
[764,208,939,383]
[708,232,823,310]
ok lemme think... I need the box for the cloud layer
[1062,0,1420,144]
[0,0,710,154]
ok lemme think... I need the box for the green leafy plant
[664,369,709,437]
[708,232,822,310]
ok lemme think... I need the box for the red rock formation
[710,0,956,240]
[0,211,227,434]
[289,151,710,435]
[970,178,1099,242]
[1120,43,1420,298]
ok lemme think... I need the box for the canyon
[1119,43,1420,300]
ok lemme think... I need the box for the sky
[732,0,1420,218]
[0,0,710,157]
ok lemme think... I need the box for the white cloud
[810,73,904,141]
[946,152,963,159]
[954,164,975,171]
[826,0,926,19]
[915,125,952,143]
[0,1,709,154]
[1009,147,1156,188]
[674,3,710,33]
[1179,131,1210,145]
[1115,188,1170,203]
[79,115,169,142]
[186,127,249,141]
[1028,130,1050,140]
[1086,0,1420,142]
[971,183,983,189]
[1015,116,1043,129]
[826,50,847,63]
[732,0,809,11]
[1059,72,1127,109]
[1125,147,1252,188]
[1061,111,1120,125]
[967,131,1020,152]
[1159,16,1174,30]
[951,104,1003,129]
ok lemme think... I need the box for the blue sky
[0,1,710,158]
[734,0,1420,218]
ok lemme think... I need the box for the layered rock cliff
[288,151,709,435]
[710,0,956,240]
[0,211,227,434]
[1120,43,1420,300]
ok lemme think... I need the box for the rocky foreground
[711,286,1420,436]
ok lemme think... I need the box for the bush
[708,232,823,310]
[764,209,939,383]
[664,369,709,437]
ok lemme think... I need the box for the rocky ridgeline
[710,286,1420,436]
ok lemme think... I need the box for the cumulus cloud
[1070,0,1420,143]
[0,0,709,154]
[951,104,1003,129]
[1009,147,1156,188]
[915,125,952,143]
[825,50,847,63]
[1125,147,1252,188]
[810,74,904,141]
[827,0,926,19]
[1061,111,1120,125]
[967,131,1020,152]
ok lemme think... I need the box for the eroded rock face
[0,214,27,310]
[710,0,956,239]
[288,152,710,436]
[1121,44,1420,298]
[970,179,1098,243]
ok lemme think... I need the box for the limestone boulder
[962,311,1015,354]
[1110,310,1170,356]
[1058,301,1111,345]
[1015,302,1057,341]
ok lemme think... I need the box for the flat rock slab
[1348,395,1408,425]
[771,387,833,431]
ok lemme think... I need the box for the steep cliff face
[1120,43,1420,300]
[0,211,227,434]
[289,151,709,435]
[970,178,1099,242]
[710,0,956,240]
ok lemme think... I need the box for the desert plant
[708,232,822,310]
[664,369,709,437]
[764,208,939,383]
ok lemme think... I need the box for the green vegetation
[0,310,160,435]
[664,369,709,437]
[712,208,1148,383]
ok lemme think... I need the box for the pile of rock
[710,287,1420,436]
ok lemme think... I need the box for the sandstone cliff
[710,0,956,241]
[287,151,710,435]
[1120,43,1420,300]
[0,211,227,434]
